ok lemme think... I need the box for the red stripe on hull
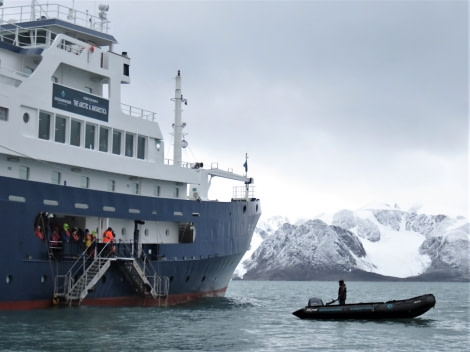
[0,287,227,310]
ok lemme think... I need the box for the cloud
[91,0,468,219]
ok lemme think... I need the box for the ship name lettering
[54,96,71,105]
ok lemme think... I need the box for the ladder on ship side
[53,243,170,306]
[119,257,170,306]
[54,256,114,306]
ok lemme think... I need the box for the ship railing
[140,253,170,298]
[0,14,56,49]
[0,3,110,33]
[232,185,256,200]
[164,159,202,169]
[121,104,157,122]
[53,241,113,299]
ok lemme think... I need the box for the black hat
[339,280,344,284]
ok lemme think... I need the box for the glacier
[235,205,469,281]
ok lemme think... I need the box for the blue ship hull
[0,176,260,309]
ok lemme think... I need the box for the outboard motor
[307,297,324,307]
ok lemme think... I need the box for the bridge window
[85,123,96,149]
[70,119,81,146]
[125,133,134,157]
[99,127,109,152]
[38,112,51,140]
[55,116,66,143]
[137,135,146,159]
[112,130,121,155]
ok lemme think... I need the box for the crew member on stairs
[103,227,115,257]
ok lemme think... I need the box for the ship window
[84,87,92,93]
[154,185,160,197]
[5,275,12,284]
[51,76,58,83]
[19,166,29,180]
[80,176,89,188]
[51,171,61,184]
[55,116,67,143]
[70,120,81,146]
[99,127,109,152]
[137,136,146,159]
[107,179,115,192]
[0,107,8,121]
[175,187,180,198]
[38,112,51,140]
[18,31,31,46]
[123,63,129,76]
[23,113,29,123]
[125,133,134,157]
[112,130,122,155]
[85,123,96,149]
[155,140,161,151]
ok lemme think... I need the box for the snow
[235,207,468,280]
[360,226,431,277]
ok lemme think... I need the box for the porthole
[243,205,247,214]
[23,113,29,123]
[165,229,170,236]
[41,275,47,284]
[5,275,12,284]
[144,229,149,236]
[121,227,126,235]
[185,276,190,282]
[169,276,174,282]
[201,275,206,282]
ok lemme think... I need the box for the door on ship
[134,220,145,257]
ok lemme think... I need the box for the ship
[0,1,261,309]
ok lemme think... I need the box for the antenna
[171,70,187,166]
[98,4,109,31]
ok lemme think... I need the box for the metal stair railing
[139,254,170,306]
[53,241,114,305]
[118,254,170,306]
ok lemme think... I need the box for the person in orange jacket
[102,227,115,256]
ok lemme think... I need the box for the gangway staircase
[53,254,114,306]
[53,243,169,306]
[118,256,170,306]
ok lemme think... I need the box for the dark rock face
[241,208,469,282]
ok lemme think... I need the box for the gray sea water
[0,281,468,352]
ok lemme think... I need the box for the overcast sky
[15,0,469,220]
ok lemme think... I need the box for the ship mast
[172,70,187,166]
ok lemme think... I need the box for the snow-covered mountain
[235,205,469,281]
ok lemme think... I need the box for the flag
[243,160,248,173]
